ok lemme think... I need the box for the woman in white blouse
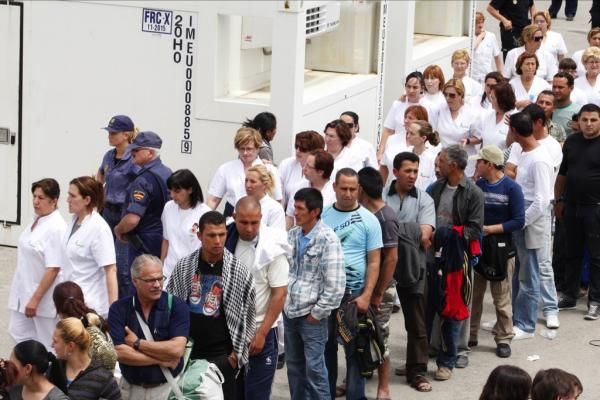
[480,82,517,151]
[63,176,117,318]
[8,179,68,350]
[574,47,600,106]
[435,79,482,177]
[207,127,282,216]
[161,169,210,283]
[421,65,446,128]
[503,24,558,82]
[510,52,551,109]
[451,49,484,104]
[572,27,600,77]
[471,12,503,84]
[324,119,363,177]
[245,165,286,230]
[378,71,425,161]
[406,120,440,191]
[533,11,567,63]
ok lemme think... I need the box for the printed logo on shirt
[331,213,363,244]
[132,190,146,201]
[188,273,223,318]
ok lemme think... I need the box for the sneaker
[566,14,575,21]
[558,298,576,310]
[546,314,560,329]
[434,367,452,381]
[496,343,511,358]
[584,304,600,320]
[481,320,497,331]
[455,355,469,368]
[276,353,285,369]
[512,326,535,340]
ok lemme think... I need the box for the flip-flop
[411,374,433,392]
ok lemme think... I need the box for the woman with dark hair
[380,105,429,185]
[480,82,517,150]
[243,112,277,162]
[324,119,363,177]
[53,281,117,372]
[503,24,558,82]
[340,111,378,169]
[472,72,506,111]
[9,340,69,400]
[9,179,67,351]
[531,368,583,400]
[478,365,531,400]
[161,169,210,283]
[509,52,551,109]
[378,71,425,160]
[64,176,117,318]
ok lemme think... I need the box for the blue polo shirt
[108,291,190,385]
[98,148,139,205]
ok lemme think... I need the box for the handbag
[475,233,514,281]
[133,295,224,400]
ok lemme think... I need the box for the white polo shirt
[510,76,551,105]
[161,200,211,281]
[9,209,67,318]
[331,146,364,178]
[208,158,283,206]
[541,31,568,61]
[503,47,558,81]
[63,211,115,317]
[574,76,600,106]
[348,137,378,169]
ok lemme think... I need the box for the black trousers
[549,0,578,17]
[563,204,600,306]
[592,0,600,27]
[499,24,524,60]
[397,287,429,382]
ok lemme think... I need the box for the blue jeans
[102,206,130,298]
[284,313,330,400]
[245,328,278,400]
[436,318,462,369]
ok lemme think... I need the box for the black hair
[393,151,420,170]
[242,112,277,142]
[510,112,534,137]
[558,57,577,71]
[198,211,226,232]
[522,103,547,125]
[13,340,67,394]
[335,167,358,184]
[167,169,204,207]
[358,167,384,200]
[340,111,360,132]
[553,71,574,87]
[579,103,600,116]
[406,71,425,92]
[532,368,582,400]
[538,89,554,99]
[481,71,506,106]
[31,178,60,200]
[294,188,323,219]
[479,365,532,400]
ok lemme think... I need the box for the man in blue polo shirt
[108,254,189,399]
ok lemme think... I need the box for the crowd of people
[1,2,600,400]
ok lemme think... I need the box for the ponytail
[13,340,66,393]
[46,352,67,394]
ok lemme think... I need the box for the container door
[0,2,22,225]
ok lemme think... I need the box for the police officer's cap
[129,131,163,150]
[102,115,134,133]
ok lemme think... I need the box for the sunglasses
[533,36,543,42]
[443,92,458,99]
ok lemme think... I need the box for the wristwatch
[133,338,141,351]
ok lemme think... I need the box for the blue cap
[128,131,162,150]
[102,115,134,133]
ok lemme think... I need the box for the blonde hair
[411,120,440,147]
[247,164,275,195]
[56,317,91,353]
[475,11,485,24]
[234,127,262,150]
[520,24,542,46]
[533,10,552,29]
[443,78,466,99]
[582,46,600,64]
[452,49,470,64]
[126,127,140,144]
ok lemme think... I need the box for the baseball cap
[102,115,134,133]
[468,145,504,166]
[128,131,163,150]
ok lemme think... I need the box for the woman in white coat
[64,176,117,318]
[503,24,558,82]
[8,179,67,350]
[510,52,551,109]
[533,11,567,63]
[574,47,600,106]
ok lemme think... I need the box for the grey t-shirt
[436,184,457,229]
[375,205,400,287]
[10,386,70,400]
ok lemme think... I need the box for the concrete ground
[1,1,598,399]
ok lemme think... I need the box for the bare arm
[494,54,504,73]
[379,165,389,186]
[160,240,169,262]
[505,163,517,179]
[96,171,105,185]
[104,265,118,306]
[285,216,295,230]
[352,248,381,313]
[207,195,222,210]
[250,286,287,355]
[554,174,567,218]
[26,267,60,318]
[123,326,186,362]
[420,224,434,250]
[114,213,140,240]
[115,344,162,366]
[487,4,512,29]
[377,128,395,161]
[371,247,397,308]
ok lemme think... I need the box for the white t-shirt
[541,31,568,61]
[331,146,364,178]
[285,179,335,218]
[161,200,211,280]
[278,157,304,206]
[472,31,502,83]
[349,137,378,169]
[383,99,422,135]
[514,145,553,226]
[381,133,410,185]
[479,108,512,150]
[509,76,551,105]
[260,195,286,230]
[208,158,283,206]
[434,104,482,177]
[503,47,558,81]
[9,210,67,318]
[508,135,562,189]
[574,76,600,106]
[572,49,586,78]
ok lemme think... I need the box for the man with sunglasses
[108,254,190,399]
[114,131,172,297]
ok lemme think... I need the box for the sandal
[411,374,433,392]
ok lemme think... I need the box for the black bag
[354,307,386,376]
[475,233,514,281]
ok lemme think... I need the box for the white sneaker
[512,326,535,340]
[481,320,497,331]
[546,314,560,329]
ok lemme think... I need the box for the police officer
[114,131,172,297]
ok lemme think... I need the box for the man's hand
[502,18,512,30]
[306,314,320,325]
[420,236,432,250]
[554,202,565,219]
[25,297,40,318]
[124,326,139,347]
[159,359,179,370]
[249,331,266,356]
[227,352,238,369]
[352,294,370,314]
[370,292,383,311]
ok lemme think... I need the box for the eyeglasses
[136,275,166,284]
[533,36,543,42]
[238,146,257,153]
[443,92,458,99]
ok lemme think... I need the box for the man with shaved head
[225,196,290,399]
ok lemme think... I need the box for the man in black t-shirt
[487,0,536,59]
[555,104,600,321]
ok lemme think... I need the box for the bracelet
[133,338,141,351]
